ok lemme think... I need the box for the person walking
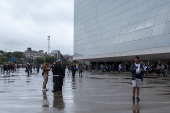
[3,64,8,74]
[156,64,161,76]
[11,63,14,73]
[0,65,2,72]
[143,64,147,76]
[68,65,71,73]
[119,64,122,74]
[71,63,76,78]
[79,65,83,76]
[52,59,65,92]
[130,56,144,101]
[26,63,30,75]
[42,60,50,91]
[51,61,56,72]
[85,65,88,72]
[7,64,11,74]
[37,65,40,73]
[17,64,20,72]
[163,63,168,77]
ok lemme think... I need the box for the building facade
[24,48,44,59]
[51,50,61,59]
[74,0,170,62]
[64,54,73,62]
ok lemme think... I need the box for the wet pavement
[0,69,170,113]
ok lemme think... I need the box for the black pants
[72,71,75,78]
[157,69,160,76]
[79,71,82,76]
[53,77,64,91]
[145,71,147,76]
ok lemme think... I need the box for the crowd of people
[74,62,169,77]
[142,63,169,77]
[1,58,169,102]
[25,63,41,75]
[42,59,65,92]
[41,61,87,92]
[0,63,20,74]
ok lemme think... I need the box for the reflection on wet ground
[0,69,170,113]
[53,92,65,110]
[133,101,140,113]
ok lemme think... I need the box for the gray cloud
[0,0,73,55]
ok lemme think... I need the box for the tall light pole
[47,36,50,55]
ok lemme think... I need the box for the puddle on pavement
[11,75,18,76]
[146,81,168,84]
[26,81,31,83]
[124,78,131,79]
[0,91,10,93]
[109,85,124,86]
[162,79,170,81]
[164,86,170,87]
[144,77,159,78]
[142,86,157,88]
[88,77,118,80]
[121,82,132,84]
[158,93,170,95]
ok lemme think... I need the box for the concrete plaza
[0,69,170,113]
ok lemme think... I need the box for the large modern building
[74,0,170,65]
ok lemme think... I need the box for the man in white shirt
[143,64,147,76]
[130,56,144,101]
[119,64,122,74]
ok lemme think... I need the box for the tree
[11,52,24,59]
[46,56,57,64]
[0,59,3,65]
[34,57,45,64]
[6,52,12,59]
[16,61,21,64]
[0,56,8,62]
[73,60,78,64]
[0,50,5,54]
[16,59,23,64]
[34,60,38,65]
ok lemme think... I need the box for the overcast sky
[0,0,74,55]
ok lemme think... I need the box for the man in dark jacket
[71,63,76,78]
[130,56,144,101]
[51,61,56,73]
[7,64,11,73]
[3,64,8,74]
[52,59,65,92]
[26,63,31,75]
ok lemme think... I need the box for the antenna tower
[47,36,50,55]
